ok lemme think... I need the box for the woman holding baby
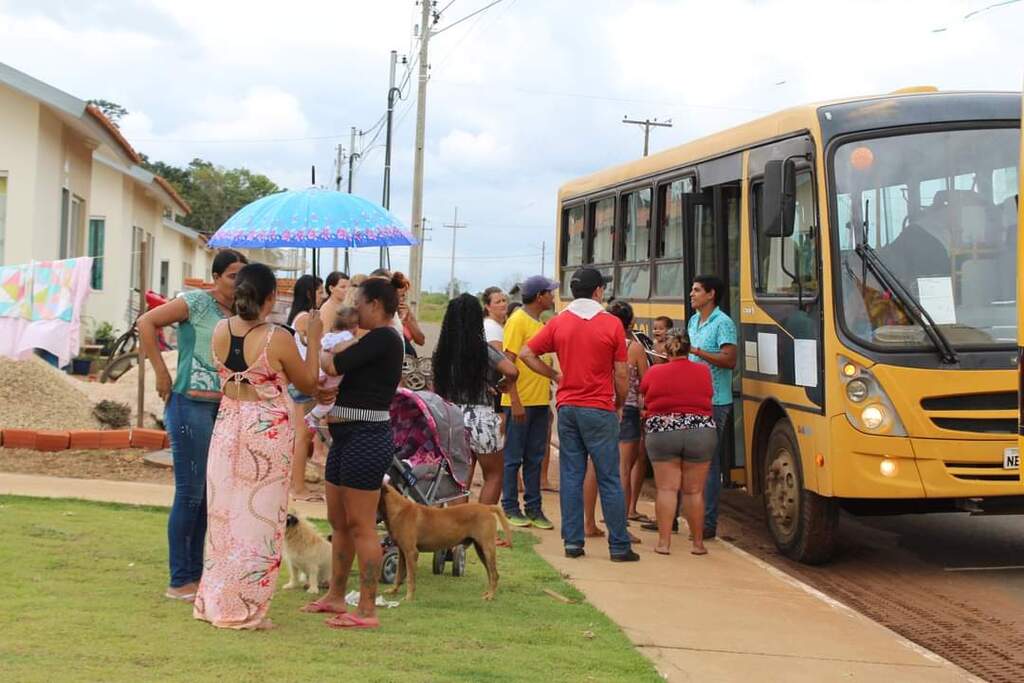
[300,273,406,630]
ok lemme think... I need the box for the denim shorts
[618,405,641,443]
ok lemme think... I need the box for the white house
[0,61,213,339]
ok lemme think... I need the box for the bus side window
[753,171,819,297]
[560,204,585,297]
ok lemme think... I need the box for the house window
[88,218,105,289]
[159,260,170,297]
[183,261,193,281]
[147,232,156,291]
[60,191,85,259]
[0,175,7,261]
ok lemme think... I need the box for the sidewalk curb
[718,540,984,683]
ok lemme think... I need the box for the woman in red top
[639,328,718,556]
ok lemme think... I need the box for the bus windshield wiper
[854,240,959,365]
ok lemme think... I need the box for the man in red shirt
[519,267,639,561]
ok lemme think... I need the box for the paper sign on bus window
[757,332,778,375]
[794,339,818,387]
[916,277,957,325]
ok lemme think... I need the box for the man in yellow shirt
[502,275,558,529]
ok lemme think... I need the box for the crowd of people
[140,250,737,631]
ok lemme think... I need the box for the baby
[306,306,359,429]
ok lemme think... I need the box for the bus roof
[558,89,1021,201]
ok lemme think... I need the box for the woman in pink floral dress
[194,264,322,630]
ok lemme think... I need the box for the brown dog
[379,484,513,601]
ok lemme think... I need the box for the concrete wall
[0,86,41,265]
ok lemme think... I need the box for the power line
[432,0,506,35]
[432,79,768,113]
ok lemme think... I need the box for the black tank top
[225,320,267,374]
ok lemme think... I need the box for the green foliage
[87,99,128,127]
[139,157,281,233]
[92,321,116,343]
[419,290,450,323]
[0,496,659,682]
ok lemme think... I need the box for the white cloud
[2,0,1022,291]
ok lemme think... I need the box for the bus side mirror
[762,159,797,238]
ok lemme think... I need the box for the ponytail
[232,263,276,321]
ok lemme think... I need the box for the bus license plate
[1005,448,1020,470]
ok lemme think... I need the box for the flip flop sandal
[164,590,196,602]
[628,513,653,523]
[326,613,380,629]
[301,599,347,614]
[654,547,671,556]
[293,493,326,503]
[496,537,512,548]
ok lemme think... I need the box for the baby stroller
[380,388,472,584]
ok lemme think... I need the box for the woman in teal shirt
[139,249,247,601]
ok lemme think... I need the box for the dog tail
[491,506,513,548]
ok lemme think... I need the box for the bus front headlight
[838,356,906,436]
[861,405,885,430]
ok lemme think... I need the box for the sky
[1,0,1022,293]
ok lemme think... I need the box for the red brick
[35,431,70,452]
[98,429,132,449]
[130,428,167,451]
[68,430,104,450]
[2,429,37,449]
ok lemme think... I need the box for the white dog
[282,512,332,594]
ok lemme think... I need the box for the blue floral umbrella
[208,187,415,275]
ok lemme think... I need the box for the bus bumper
[830,417,1022,499]
[830,417,924,498]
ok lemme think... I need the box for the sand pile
[0,356,101,430]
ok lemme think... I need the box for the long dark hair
[607,300,634,335]
[432,293,488,404]
[234,263,277,321]
[287,274,320,325]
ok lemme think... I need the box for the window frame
[613,180,654,301]
[749,162,821,305]
[651,172,697,300]
[586,193,617,267]
[87,216,105,290]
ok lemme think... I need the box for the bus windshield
[833,127,1020,350]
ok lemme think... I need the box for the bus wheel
[762,420,838,564]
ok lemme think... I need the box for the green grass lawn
[0,496,659,683]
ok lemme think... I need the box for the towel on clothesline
[0,264,31,319]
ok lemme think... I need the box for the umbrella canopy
[208,188,416,249]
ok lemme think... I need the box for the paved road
[718,490,1024,683]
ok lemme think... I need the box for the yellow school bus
[557,87,1022,563]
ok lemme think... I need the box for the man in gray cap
[501,274,559,530]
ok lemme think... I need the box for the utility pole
[621,116,673,157]
[444,207,468,299]
[408,0,433,313]
[381,50,400,269]
[347,126,359,193]
[540,241,546,277]
[334,143,343,273]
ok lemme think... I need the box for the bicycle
[99,291,173,383]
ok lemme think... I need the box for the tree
[138,157,281,233]
[87,99,128,128]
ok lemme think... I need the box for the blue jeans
[164,392,220,588]
[557,406,631,555]
[502,406,550,516]
[704,404,733,534]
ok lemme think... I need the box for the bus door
[688,153,744,482]
[745,136,825,488]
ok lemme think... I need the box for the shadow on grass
[0,495,660,683]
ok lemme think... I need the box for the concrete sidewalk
[1,472,979,682]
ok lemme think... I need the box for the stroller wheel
[432,550,446,575]
[380,546,400,585]
[451,545,467,577]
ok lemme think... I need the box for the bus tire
[762,420,838,565]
